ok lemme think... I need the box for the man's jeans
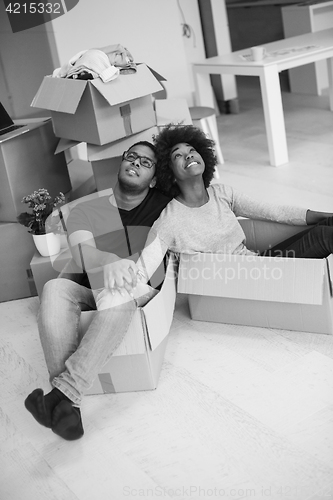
[38,279,157,406]
[262,216,333,258]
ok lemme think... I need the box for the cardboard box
[177,219,333,334]
[67,159,96,201]
[55,98,193,191]
[87,127,161,191]
[0,119,71,222]
[55,98,193,158]
[31,64,162,145]
[0,222,37,302]
[78,254,178,394]
[154,98,192,127]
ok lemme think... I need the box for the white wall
[1,0,226,116]
[0,1,59,118]
[177,0,206,103]
[45,0,196,103]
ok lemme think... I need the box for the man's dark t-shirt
[66,188,171,289]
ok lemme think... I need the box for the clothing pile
[52,44,136,83]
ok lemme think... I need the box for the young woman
[135,124,333,282]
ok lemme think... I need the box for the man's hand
[103,259,139,295]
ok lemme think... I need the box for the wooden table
[193,28,333,166]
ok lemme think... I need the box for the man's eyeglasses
[122,151,155,169]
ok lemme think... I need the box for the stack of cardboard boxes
[0,119,71,302]
[29,64,191,393]
[31,64,192,191]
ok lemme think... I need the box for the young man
[25,141,171,441]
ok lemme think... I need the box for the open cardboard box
[31,64,162,145]
[178,219,333,334]
[31,251,178,393]
[80,253,178,394]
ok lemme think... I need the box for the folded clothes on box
[52,44,137,81]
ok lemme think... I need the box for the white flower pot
[32,233,61,257]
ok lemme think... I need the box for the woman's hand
[103,259,139,295]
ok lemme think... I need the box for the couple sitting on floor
[25,124,333,441]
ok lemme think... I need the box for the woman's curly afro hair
[153,124,217,198]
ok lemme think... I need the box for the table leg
[327,57,333,111]
[259,66,288,167]
[193,69,216,109]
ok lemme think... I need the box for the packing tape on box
[120,104,133,136]
[98,372,116,393]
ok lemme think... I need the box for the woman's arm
[230,187,308,225]
[306,210,333,225]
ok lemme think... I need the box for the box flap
[55,138,82,154]
[326,254,333,295]
[87,126,159,161]
[178,253,325,305]
[155,99,192,126]
[90,64,162,106]
[137,63,166,82]
[143,254,177,351]
[31,76,87,113]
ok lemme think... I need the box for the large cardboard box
[67,159,96,201]
[154,98,192,127]
[0,222,37,302]
[85,98,193,161]
[0,119,71,222]
[177,219,333,334]
[31,64,162,145]
[78,254,177,394]
[30,252,178,393]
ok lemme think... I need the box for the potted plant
[17,188,66,257]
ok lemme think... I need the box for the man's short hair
[128,141,157,156]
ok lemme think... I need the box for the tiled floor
[1,76,333,500]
